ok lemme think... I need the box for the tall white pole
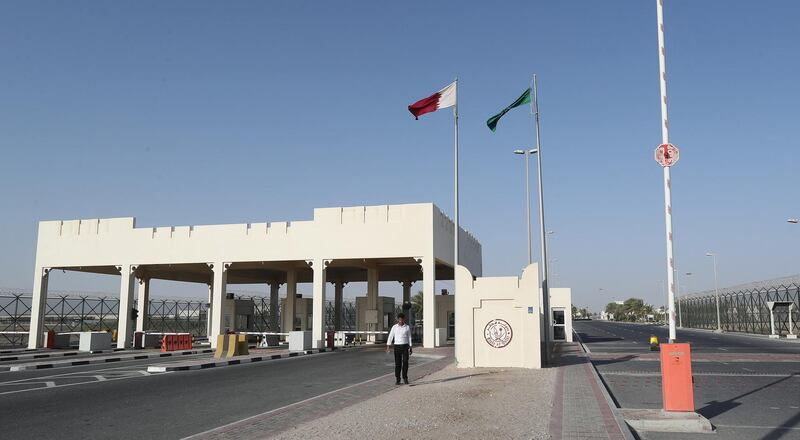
[675,269,682,327]
[678,281,683,327]
[454,78,459,268]
[657,0,677,343]
[533,74,551,361]
[714,256,720,331]
[525,151,532,265]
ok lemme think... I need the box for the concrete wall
[455,264,542,369]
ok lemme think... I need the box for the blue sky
[1,1,798,311]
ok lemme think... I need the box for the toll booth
[435,294,455,342]
[355,296,395,342]
[280,294,313,332]
[548,288,573,342]
[767,301,796,339]
[221,296,256,333]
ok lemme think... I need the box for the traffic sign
[655,143,679,167]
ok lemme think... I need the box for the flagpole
[454,78,460,268]
[532,74,551,365]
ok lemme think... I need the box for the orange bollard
[660,343,694,412]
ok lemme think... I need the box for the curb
[5,348,214,371]
[0,347,125,360]
[677,326,800,343]
[574,331,637,440]
[147,347,343,372]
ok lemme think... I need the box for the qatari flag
[408,81,457,119]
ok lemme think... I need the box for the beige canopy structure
[27,203,482,349]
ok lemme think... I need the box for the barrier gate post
[660,342,694,411]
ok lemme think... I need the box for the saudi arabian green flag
[486,88,532,132]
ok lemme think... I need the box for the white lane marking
[742,367,754,372]
[45,381,55,387]
[0,365,153,385]
[600,371,800,377]
[715,424,800,431]
[718,347,729,351]
[770,407,780,410]
[0,372,170,396]
[182,358,438,440]
[93,375,107,381]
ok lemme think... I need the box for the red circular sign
[655,143,679,167]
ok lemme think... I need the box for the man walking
[386,313,412,385]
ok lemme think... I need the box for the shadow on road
[590,355,638,367]
[697,373,798,420]
[760,410,800,440]
[575,333,624,343]
[408,372,495,387]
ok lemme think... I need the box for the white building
[27,203,482,349]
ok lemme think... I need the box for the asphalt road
[0,347,434,439]
[574,320,800,440]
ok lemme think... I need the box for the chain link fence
[1,290,360,347]
[680,276,800,335]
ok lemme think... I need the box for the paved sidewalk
[268,349,556,440]
[185,348,453,440]
[549,343,633,440]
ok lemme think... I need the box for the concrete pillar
[206,283,213,338]
[367,267,379,310]
[367,267,379,341]
[402,279,413,323]
[27,267,50,349]
[310,259,328,348]
[421,257,436,348]
[284,269,297,332]
[136,278,150,332]
[334,281,345,330]
[269,281,280,331]
[402,280,412,305]
[117,264,136,349]
[209,262,228,349]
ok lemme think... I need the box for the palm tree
[411,291,424,318]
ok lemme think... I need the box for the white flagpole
[532,74,551,364]
[454,78,460,268]
[657,0,677,343]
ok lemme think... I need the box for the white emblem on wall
[484,319,513,348]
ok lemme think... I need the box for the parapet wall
[34,203,482,275]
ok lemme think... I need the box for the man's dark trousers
[394,344,410,381]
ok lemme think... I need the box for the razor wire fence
[680,276,800,335]
[1,289,358,347]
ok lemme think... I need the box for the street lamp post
[514,149,538,265]
[706,252,723,332]
[679,272,692,328]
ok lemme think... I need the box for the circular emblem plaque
[484,319,513,348]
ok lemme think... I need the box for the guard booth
[221,295,255,333]
[281,294,313,332]
[435,293,455,343]
[767,301,797,339]
[356,296,395,342]
[549,288,573,342]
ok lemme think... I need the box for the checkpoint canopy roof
[31,203,483,285]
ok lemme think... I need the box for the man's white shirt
[387,323,412,346]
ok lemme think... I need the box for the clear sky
[1,1,799,311]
